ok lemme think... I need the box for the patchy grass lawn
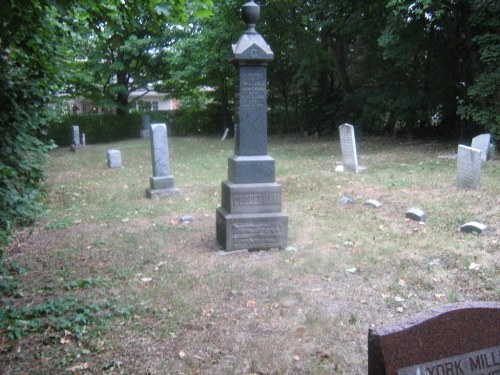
[1,136,499,374]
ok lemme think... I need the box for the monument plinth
[216,0,288,251]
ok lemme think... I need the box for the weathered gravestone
[368,302,500,375]
[72,125,81,146]
[216,0,288,251]
[146,123,179,198]
[339,123,359,173]
[140,114,151,139]
[457,145,482,190]
[471,134,491,162]
[107,149,122,169]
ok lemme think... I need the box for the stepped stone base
[216,207,287,251]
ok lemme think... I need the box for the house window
[152,102,158,111]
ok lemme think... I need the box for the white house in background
[63,90,178,116]
[128,89,178,112]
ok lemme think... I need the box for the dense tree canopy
[168,0,498,140]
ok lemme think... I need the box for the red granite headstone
[368,302,500,375]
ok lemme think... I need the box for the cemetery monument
[216,0,288,251]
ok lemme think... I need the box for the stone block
[228,155,275,183]
[216,207,287,251]
[150,176,174,190]
[107,149,122,169]
[221,181,282,214]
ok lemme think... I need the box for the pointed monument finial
[242,0,260,34]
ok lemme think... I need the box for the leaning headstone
[339,123,359,173]
[72,125,81,146]
[405,208,426,222]
[471,133,491,162]
[460,221,488,235]
[221,128,230,141]
[107,149,122,169]
[216,1,288,251]
[368,302,500,375]
[457,145,482,189]
[146,123,179,198]
[140,115,151,139]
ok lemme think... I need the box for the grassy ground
[1,136,499,374]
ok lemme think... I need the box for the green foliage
[68,0,214,114]
[48,113,147,146]
[0,297,132,341]
[0,0,66,248]
[63,278,104,291]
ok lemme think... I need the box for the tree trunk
[328,36,353,95]
[116,72,129,115]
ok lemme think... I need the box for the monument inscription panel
[237,65,268,156]
[398,346,500,375]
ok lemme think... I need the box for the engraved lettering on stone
[231,222,283,247]
[233,193,281,207]
[397,346,500,375]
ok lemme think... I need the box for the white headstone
[150,123,170,177]
[72,125,80,146]
[221,128,230,141]
[107,149,122,169]
[471,133,491,162]
[81,133,86,146]
[339,123,359,173]
[457,145,482,189]
[146,123,179,198]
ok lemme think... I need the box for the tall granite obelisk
[216,0,288,251]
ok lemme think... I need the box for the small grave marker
[107,149,122,169]
[340,196,355,205]
[339,123,359,173]
[457,145,482,190]
[405,208,426,222]
[368,302,500,375]
[221,128,230,141]
[460,222,488,235]
[365,199,382,208]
